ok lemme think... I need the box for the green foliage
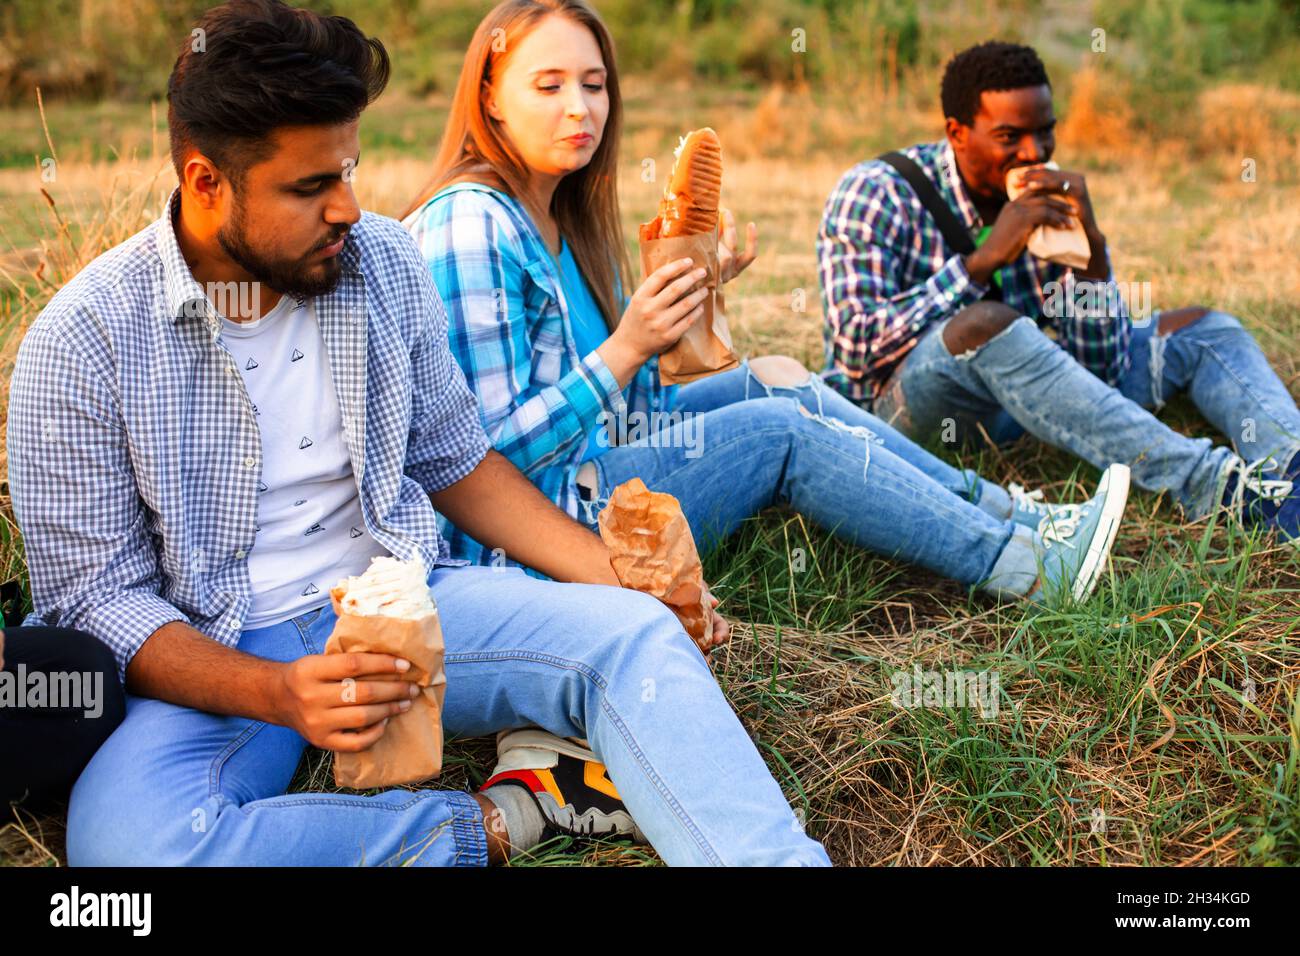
[9,0,1291,107]
[1095,0,1300,96]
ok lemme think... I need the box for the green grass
[246,448,1296,868]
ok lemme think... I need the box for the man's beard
[217,195,347,300]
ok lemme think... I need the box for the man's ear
[944,116,969,152]
[182,153,226,212]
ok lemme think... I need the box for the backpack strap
[878,151,975,254]
[877,151,1003,303]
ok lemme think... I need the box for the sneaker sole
[496,727,597,764]
[1071,463,1131,602]
[491,729,647,844]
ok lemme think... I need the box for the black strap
[0,578,27,627]
[878,151,1001,302]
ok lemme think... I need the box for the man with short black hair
[817,39,1300,544]
[7,0,828,867]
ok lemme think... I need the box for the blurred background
[2,0,1299,162]
[3,0,1299,354]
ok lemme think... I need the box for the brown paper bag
[640,231,739,386]
[1006,162,1092,270]
[597,477,713,650]
[324,588,446,789]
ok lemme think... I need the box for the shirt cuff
[417,433,491,495]
[936,252,989,310]
[574,349,627,419]
[66,590,192,686]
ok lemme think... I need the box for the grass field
[1,71,1298,866]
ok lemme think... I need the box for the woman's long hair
[401,0,630,331]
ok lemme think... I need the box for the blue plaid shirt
[817,140,1132,403]
[7,189,490,682]
[404,182,675,569]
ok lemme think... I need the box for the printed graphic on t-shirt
[220,298,388,628]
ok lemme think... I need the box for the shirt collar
[156,186,362,325]
[157,188,214,326]
[936,139,984,231]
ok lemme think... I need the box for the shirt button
[244,456,256,468]
[226,366,235,375]
[235,549,247,559]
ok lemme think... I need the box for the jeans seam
[209,719,272,799]
[292,607,325,654]
[1198,339,1300,459]
[233,789,486,867]
[445,789,489,867]
[712,415,1010,571]
[952,322,1120,465]
[444,647,726,865]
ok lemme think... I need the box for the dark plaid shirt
[816,139,1132,403]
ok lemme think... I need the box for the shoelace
[1038,506,1082,546]
[1010,482,1085,523]
[1224,456,1293,516]
[1010,483,1086,544]
[1007,482,1051,516]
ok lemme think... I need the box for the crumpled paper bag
[597,477,713,651]
[1006,162,1092,271]
[638,230,739,385]
[324,587,446,789]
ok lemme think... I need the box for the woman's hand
[717,208,758,284]
[597,257,710,387]
[697,585,731,656]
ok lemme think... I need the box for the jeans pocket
[292,606,327,654]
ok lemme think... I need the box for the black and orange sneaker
[481,728,646,843]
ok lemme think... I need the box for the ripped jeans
[578,359,1040,596]
[872,310,1300,519]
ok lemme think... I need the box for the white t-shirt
[220,294,389,628]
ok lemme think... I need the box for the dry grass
[2,71,1298,866]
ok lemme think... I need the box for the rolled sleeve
[8,324,190,684]
[565,347,626,427]
[926,252,989,319]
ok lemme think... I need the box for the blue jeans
[873,310,1300,519]
[66,565,830,866]
[581,360,1039,597]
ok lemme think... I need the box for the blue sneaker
[1028,464,1131,605]
[1008,471,1121,531]
[1222,453,1299,546]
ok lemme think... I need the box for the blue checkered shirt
[817,139,1132,403]
[404,182,675,569]
[7,188,490,682]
